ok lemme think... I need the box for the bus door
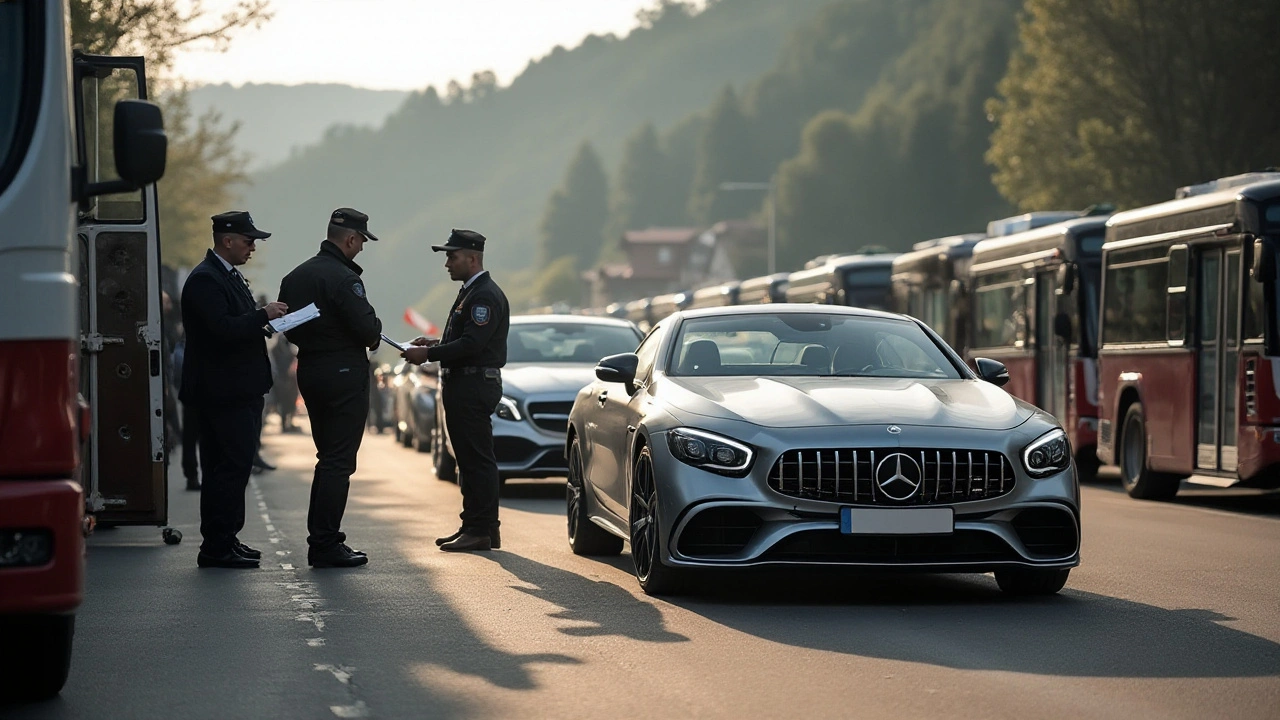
[1035,271,1067,421]
[75,54,167,524]
[1195,247,1241,472]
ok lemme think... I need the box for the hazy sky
[172,0,662,91]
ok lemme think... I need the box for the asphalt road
[6,422,1280,720]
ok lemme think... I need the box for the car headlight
[495,396,522,421]
[666,428,754,477]
[1022,428,1071,478]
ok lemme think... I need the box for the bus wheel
[1119,402,1181,500]
[0,614,74,702]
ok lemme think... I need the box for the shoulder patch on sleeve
[351,282,366,298]
[472,305,490,325]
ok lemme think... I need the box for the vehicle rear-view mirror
[596,353,639,388]
[1052,312,1072,342]
[113,99,167,187]
[974,357,1010,387]
[1056,263,1076,293]
[1253,238,1276,283]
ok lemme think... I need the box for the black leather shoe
[233,541,262,560]
[253,455,277,472]
[440,533,492,552]
[436,528,500,549]
[197,550,259,569]
[185,477,201,491]
[340,543,366,558]
[308,545,369,568]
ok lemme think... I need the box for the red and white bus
[1097,173,1280,499]
[0,0,166,700]
[890,233,984,356]
[967,215,1110,480]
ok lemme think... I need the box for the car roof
[670,303,909,323]
[512,314,640,329]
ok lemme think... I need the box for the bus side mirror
[1253,238,1276,283]
[1056,263,1077,293]
[113,99,167,186]
[1053,311,1072,341]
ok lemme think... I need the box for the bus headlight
[1022,428,1072,478]
[0,529,54,567]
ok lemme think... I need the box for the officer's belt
[439,366,500,377]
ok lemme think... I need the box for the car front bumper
[491,392,575,479]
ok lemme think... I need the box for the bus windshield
[1079,260,1102,356]
[0,1,26,187]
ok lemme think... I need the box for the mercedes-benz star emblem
[875,452,923,501]
[887,425,901,434]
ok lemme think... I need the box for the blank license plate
[840,507,954,535]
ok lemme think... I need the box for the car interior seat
[679,339,722,375]
[799,344,831,374]
[569,341,599,364]
[507,333,532,363]
[832,341,878,374]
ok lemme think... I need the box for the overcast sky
[172,0,663,91]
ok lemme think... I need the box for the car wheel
[414,423,430,453]
[401,421,414,448]
[433,419,457,482]
[995,568,1070,596]
[567,439,623,556]
[629,445,684,595]
[393,425,403,444]
[0,614,74,702]
[1119,402,1181,500]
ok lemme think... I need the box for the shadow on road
[664,568,1280,679]
[499,479,564,515]
[1089,468,1280,518]
[482,552,688,644]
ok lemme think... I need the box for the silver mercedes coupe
[564,304,1080,595]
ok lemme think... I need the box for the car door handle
[597,391,608,406]
[627,425,636,433]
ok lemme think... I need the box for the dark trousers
[182,401,201,480]
[297,361,369,550]
[442,374,503,534]
[196,397,263,554]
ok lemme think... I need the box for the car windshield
[670,312,963,379]
[509,322,641,364]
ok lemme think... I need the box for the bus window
[1078,260,1101,355]
[1104,248,1168,344]
[973,271,1026,348]
[1167,246,1188,343]
[80,67,145,222]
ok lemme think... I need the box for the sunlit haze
[172,0,662,91]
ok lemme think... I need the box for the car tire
[994,568,1070,596]
[393,425,403,444]
[0,614,74,702]
[1119,402,1181,500]
[629,444,685,595]
[566,439,623,556]
[433,418,457,482]
[401,422,414,448]
[414,426,430,453]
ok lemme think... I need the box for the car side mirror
[974,357,1010,387]
[1056,263,1077,294]
[114,99,167,186]
[1253,238,1276,283]
[1053,311,1072,342]
[596,353,639,392]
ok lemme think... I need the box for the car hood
[502,363,596,396]
[662,376,1033,430]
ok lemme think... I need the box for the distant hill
[239,0,831,331]
[186,83,409,169]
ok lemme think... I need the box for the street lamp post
[718,177,776,275]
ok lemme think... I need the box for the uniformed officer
[401,229,509,552]
[181,210,287,569]
[278,208,383,568]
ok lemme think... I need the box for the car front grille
[677,507,763,558]
[1010,507,1078,558]
[768,448,1015,505]
[762,529,1018,564]
[527,400,573,434]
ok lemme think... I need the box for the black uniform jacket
[427,271,509,369]
[278,242,382,362]
[179,249,273,406]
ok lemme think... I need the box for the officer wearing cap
[402,229,509,552]
[278,208,383,568]
[181,211,288,569]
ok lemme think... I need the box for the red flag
[403,307,440,336]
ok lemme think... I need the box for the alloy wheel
[629,451,659,582]
[567,445,584,541]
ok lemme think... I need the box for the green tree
[70,0,270,266]
[987,0,1280,211]
[607,123,681,244]
[538,142,610,270]
[530,256,585,307]
[687,85,759,227]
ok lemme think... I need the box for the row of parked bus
[588,172,1280,501]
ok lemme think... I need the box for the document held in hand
[268,302,320,334]
[380,333,408,352]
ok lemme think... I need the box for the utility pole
[718,177,776,275]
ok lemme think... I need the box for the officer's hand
[265,301,289,320]
[402,346,431,364]
[410,336,440,347]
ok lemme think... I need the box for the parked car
[392,360,438,452]
[368,363,398,434]
[565,304,1080,596]
[433,315,644,483]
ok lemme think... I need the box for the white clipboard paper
[380,333,408,352]
[269,303,320,333]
